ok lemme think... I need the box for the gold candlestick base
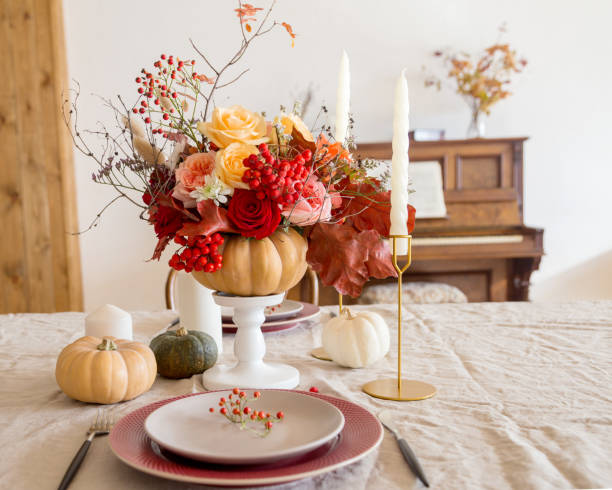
[310,347,332,361]
[362,235,437,402]
[363,378,436,401]
[311,294,343,362]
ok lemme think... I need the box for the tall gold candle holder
[310,291,343,361]
[362,235,437,401]
[311,291,344,362]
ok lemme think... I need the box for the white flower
[189,173,233,206]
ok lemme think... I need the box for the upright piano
[303,137,544,305]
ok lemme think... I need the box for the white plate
[221,299,304,322]
[222,302,320,333]
[144,390,344,465]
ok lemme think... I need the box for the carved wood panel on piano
[291,137,544,305]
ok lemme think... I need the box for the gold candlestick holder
[362,235,437,401]
[310,292,343,361]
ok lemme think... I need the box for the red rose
[227,189,281,240]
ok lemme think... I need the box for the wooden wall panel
[0,0,82,312]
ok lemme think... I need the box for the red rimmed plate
[222,302,320,334]
[109,390,383,487]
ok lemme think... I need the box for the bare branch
[70,195,124,235]
[216,68,250,89]
[237,0,248,44]
[189,38,218,75]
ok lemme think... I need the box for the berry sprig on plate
[209,388,285,436]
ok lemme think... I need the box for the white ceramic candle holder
[177,272,222,354]
[201,292,299,390]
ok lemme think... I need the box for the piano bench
[356,282,468,305]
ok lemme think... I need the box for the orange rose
[266,121,279,145]
[197,105,269,148]
[274,112,314,142]
[215,142,258,189]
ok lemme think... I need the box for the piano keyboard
[412,235,524,247]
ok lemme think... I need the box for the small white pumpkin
[322,308,390,368]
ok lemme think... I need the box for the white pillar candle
[335,50,350,144]
[390,69,410,255]
[177,272,223,354]
[85,304,133,340]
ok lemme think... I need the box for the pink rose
[282,175,332,226]
[172,152,215,208]
[172,182,197,208]
[329,189,343,208]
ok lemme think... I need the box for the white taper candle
[335,50,350,144]
[389,69,410,255]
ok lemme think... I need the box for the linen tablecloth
[1,301,611,489]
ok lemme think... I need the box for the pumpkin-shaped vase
[192,228,308,296]
[55,336,157,404]
[322,308,390,368]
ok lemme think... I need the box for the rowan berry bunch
[241,143,312,206]
[168,233,224,273]
[131,54,211,146]
[209,387,285,437]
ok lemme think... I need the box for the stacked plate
[109,390,383,486]
[222,300,320,333]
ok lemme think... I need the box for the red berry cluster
[168,233,224,273]
[132,54,199,137]
[209,388,284,435]
[241,143,312,206]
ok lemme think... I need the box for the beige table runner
[1,301,611,489]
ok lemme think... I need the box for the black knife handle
[58,439,92,490]
[398,438,430,487]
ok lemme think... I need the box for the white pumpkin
[322,308,390,368]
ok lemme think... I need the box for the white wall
[63,0,612,311]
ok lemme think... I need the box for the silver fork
[58,409,114,490]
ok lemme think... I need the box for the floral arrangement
[64,1,415,297]
[209,388,284,436]
[425,25,527,133]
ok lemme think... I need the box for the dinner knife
[378,410,430,488]
[165,317,180,330]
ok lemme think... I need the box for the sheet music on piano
[408,160,447,219]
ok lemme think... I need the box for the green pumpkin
[149,327,218,379]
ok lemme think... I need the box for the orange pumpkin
[192,228,307,296]
[55,336,157,404]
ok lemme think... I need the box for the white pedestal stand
[201,292,300,390]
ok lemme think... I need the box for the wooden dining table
[1,301,611,489]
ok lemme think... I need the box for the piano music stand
[362,235,437,401]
